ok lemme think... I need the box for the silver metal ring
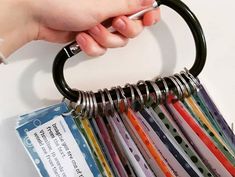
[162,78,169,97]
[180,71,197,93]
[117,86,128,112]
[125,83,135,102]
[155,77,169,103]
[132,84,144,106]
[76,90,82,107]
[137,80,150,102]
[98,89,106,116]
[184,67,200,87]
[111,87,121,113]
[61,95,75,117]
[79,91,86,118]
[61,96,74,110]
[83,91,89,118]
[88,91,94,119]
[172,75,187,99]
[104,88,115,116]
[147,80,162,105]
[168,76,183,100]
[74,90,83,117]
[175,73,191,97]
[73,89,82,113]
[85,91,90,118]
[85,92,90,112]
[91,92,98,117]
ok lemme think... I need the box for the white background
[0,0,235,176]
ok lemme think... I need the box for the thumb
[97,0,155,21]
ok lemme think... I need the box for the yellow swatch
[81,118,114,177]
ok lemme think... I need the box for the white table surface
[0,0,234,176]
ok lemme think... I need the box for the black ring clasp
[52,0,207,102]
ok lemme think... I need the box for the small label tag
[16,103,101,177]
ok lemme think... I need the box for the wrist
[0,0,39,58]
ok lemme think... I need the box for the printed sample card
[16,102,101,177]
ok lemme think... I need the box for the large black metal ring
[52,0,207,102]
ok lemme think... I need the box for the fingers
[76,24,129,57]
[143,8,161,26]
[76,33,107,57]
[88,24,129,48]
[76,17,143,57]
[76,8,160,57]
[112,8,160,38]
[112,16,144,38]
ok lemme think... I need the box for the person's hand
[0,0,160,58]
[35,0,160,56]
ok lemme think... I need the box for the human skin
[0,0,160,59]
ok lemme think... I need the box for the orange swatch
[126,108,174,177]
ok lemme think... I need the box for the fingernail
[114,18,126,30]
[76,34,86,46]
[90,26,100,35]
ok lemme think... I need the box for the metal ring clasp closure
[52,0,207,103]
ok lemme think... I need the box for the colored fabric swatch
[146,100,214,176]
[135,105,202,177]
[198,83,235,151]
[109,112,155,177]
[183,97,235,161]
[166,95,235,176]
[126,108,175,177]
[80,118,114,177]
